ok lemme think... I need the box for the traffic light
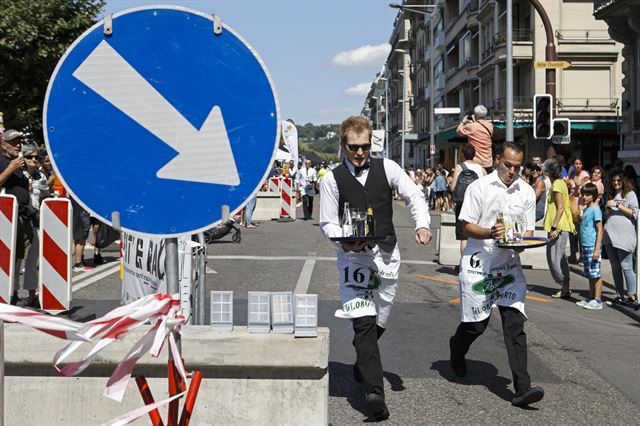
[552,118,571,138]
[533,94,553,139]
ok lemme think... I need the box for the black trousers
[451,305,531,394]
[302,194,314,219]
[352,316,386,396]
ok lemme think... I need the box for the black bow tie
[354,164,370,175]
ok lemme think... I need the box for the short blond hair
[340,116,372,145]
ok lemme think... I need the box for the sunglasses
[25,155,39,160]
[345,143,372,152]
[613,178,622,183]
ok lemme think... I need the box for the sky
[102,0,399,125]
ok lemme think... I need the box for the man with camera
[0,129,36,305]
[456,105,494,171]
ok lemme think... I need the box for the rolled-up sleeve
[384,159,431,231]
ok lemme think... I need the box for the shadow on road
[430,359,515,403]
[329,361,406,419]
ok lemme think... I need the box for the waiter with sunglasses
[319,116,432,421]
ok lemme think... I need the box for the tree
[0,0,105,144]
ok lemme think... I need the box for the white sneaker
[576,299,590,307]
[584,299,603,310]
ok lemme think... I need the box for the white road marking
[72,264,120,292]
[206,255,437,265]
[206,266,218,274]
[73,261,120,283]
[294,253,317,295]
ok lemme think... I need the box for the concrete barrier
[4,324,329,425]
[438,212,549,269]
[252,191,298,221]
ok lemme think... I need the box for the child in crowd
[576,183,604,310]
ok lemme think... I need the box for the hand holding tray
[496,237,549,249]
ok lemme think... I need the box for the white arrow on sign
[72,40,240,186]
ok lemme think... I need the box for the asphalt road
[67,201,640,424]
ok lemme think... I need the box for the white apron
[459,239,527,323]
[334,244,400,328]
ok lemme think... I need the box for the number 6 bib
[334,263,381,319]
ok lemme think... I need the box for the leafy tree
[0,0,105,144]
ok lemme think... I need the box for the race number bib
[335,264,380,319]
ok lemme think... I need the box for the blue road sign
[44,6,280,236]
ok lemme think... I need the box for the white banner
[372,129,384,153]
[282,120,299,171]
[121,233,196,323]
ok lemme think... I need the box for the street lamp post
[389,3,437,167]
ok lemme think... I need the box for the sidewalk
[567,261,640,322]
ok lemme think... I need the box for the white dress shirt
[459,170,536,244]
[297,166,317,196]
[319,158,431,239]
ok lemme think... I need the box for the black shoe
[353,363,363,383]
[512,387,544,407]
[9,293,18,305]
[363,393,389,421]
[449,336,467,378]
[18,295,39,309]
[93,253,104,266]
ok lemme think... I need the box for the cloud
[344,83,372,97]
[332,43,391,67]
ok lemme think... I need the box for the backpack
[453,163,479,205]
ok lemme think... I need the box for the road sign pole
[506,0,514,142]
[165,238,182,349]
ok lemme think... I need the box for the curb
[569,264,640,323]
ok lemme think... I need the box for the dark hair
[461,143,476,161]
[624,165,638,180]
[531,164,541,172]
[555,154,565,166]
[498,141,524,156]
[581,183,599,199]
[573,156,584,164]
[607,170,635,196]
[591,165,603,177]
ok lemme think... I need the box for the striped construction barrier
[280,177,294,220]
[268,177,280,193]
[39,198,72,313]
[0,194,18,304]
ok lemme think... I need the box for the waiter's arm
[319,172,366,252]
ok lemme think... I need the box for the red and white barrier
[39,198,72,313]
[268,177,280,193]
[280,177,294,219]
[0,194,18,304]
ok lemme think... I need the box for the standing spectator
[297,159,318,220]
[456,105,494,171]
[414,169,423,188]
[603,171,638,307]
[407,166,415,182]
[575,183,604,310]
[0,130,34,305]
[18,145,46,307]
[422,168,435,209]
[244,194,258,228]
[567,156,590,263]
[555,154,568,178]
[528,164,547,222]
[450,144,485,254]
[433,165,449,211]
[531,156,543,167]
[39,153,55,192]
[542,158,575,299]
[590,165,605,206]
[71,197,92,272]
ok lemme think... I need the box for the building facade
[365,0,623,171]
[594,0,640,171]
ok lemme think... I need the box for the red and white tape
[39,198,72,313]
[0,293,188,426]
[0,194,18,304]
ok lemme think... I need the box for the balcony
[556,97,619,112]
[594,0,620,14]
[555,29,612,43]
[493,96,534,113]
[493,30,533,45]
[445,66,460,79]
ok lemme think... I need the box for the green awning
[491,121,618,131]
